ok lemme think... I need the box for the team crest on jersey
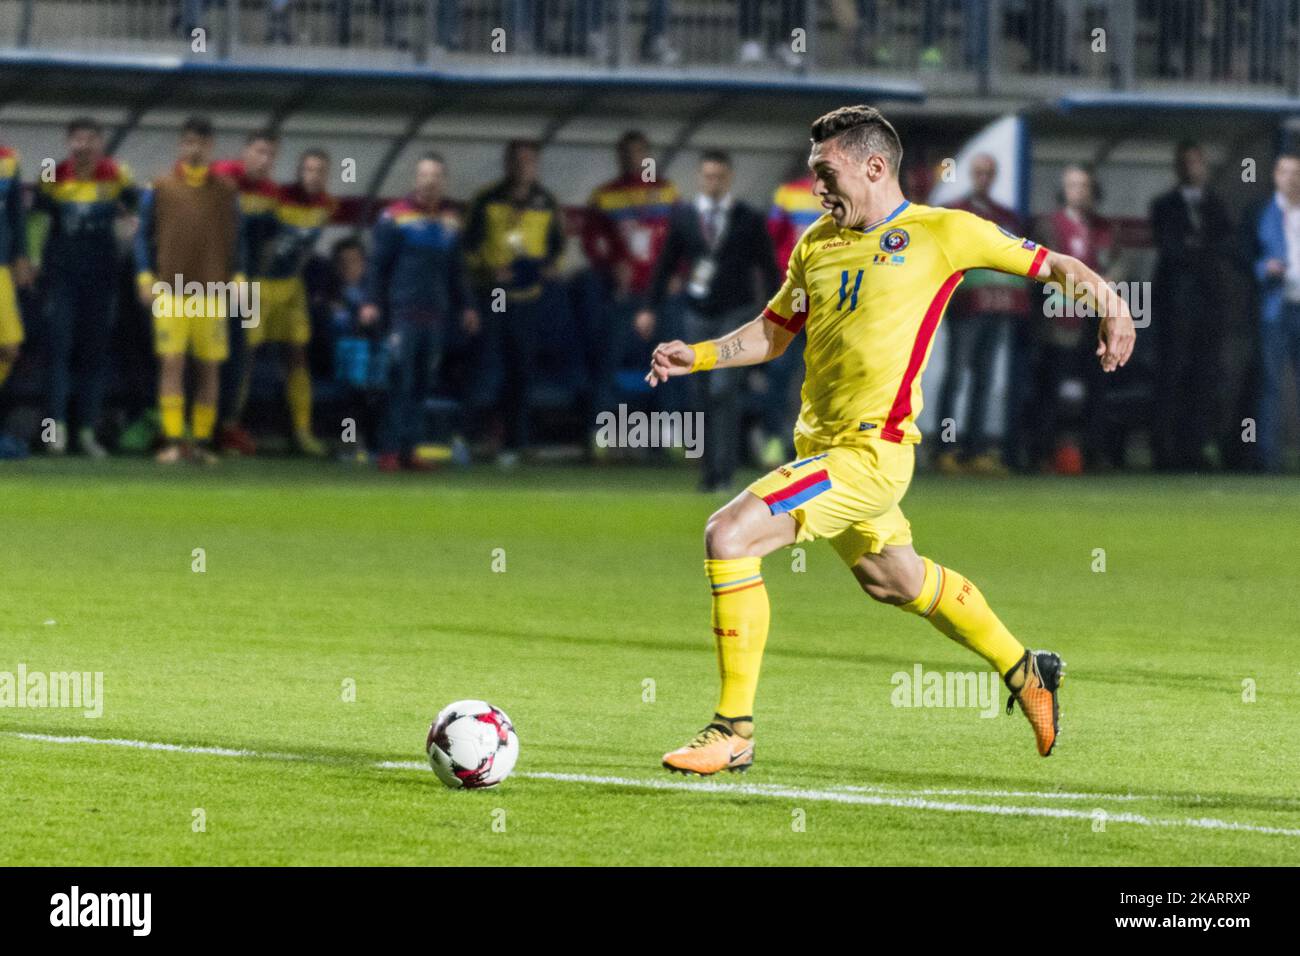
[996,224,1033,246]
[880,227,909,253]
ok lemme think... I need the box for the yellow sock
[159,394,185,440]
[0,355,13,388]
[705,556,770,724]
[287,367,313,436]
[902,557,1025,676]
[190,402,217,442]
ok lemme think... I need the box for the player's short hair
[416,151,446,168]
[1276,151,1300,166]
[246,128,279,146]
[809,105,903,174]
[299,147,330,167]
[181,115,214,139]
[67,116,103,137]
[699,149,732,167]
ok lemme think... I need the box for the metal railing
[2,1,1297,93]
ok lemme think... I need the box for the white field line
[522,771,1300,838]
[832,784,1144,801]
[9,731,1300,839]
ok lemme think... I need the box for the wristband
[688,340,718,373]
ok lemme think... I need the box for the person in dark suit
[638,150,780,491]
[1149,141,1233,471]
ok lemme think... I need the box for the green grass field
[1,459,1298,866]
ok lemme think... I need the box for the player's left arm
[943,210,1135,373]
[1033,249,1135,372]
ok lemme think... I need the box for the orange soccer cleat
[1004,650,1065,756]
[661,723,754,775]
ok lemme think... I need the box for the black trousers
[1152,280,1219,470]
[684,304,753,489]
[473,300,539,451]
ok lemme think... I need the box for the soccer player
[235,148,336,456]
[647,106,1135,772]
[135,116,241,465]
[35,117,136,458]
[212,129,281,456]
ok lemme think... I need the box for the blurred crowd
[0,115,1296,480]
[167,1,1294,82]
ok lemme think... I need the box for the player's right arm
[645,315,791,387]
[645,229,806,387]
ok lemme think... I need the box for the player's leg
[849,540,1063,756]
[0,265,22,457]
[42,278,74,454]
[217,298,255,456]
[152,291,188,462]
[285,343,322,455]
[186,294,230,464]
[190,359,221,465]
[284,281,323,455]
[155,353,187,462]
[0,343,16,389]
[662,481,798,775]
[705,489,798,733]
[72,281,114,459]
[230,285,268,443]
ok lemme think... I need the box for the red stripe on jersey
[881,270,965,443]
[1027,246,1048,276]
[762,306,808,334]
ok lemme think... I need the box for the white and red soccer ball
[426,700,520,789]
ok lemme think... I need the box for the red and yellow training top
[763,200,1047,446]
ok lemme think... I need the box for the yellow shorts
[0,266,23,348]
[153,292,229,362]
[747,436,916,566]
[246,277,310,347]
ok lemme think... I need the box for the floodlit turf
[1,458,1298,865]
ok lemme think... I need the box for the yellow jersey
[763,200,1047,446]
